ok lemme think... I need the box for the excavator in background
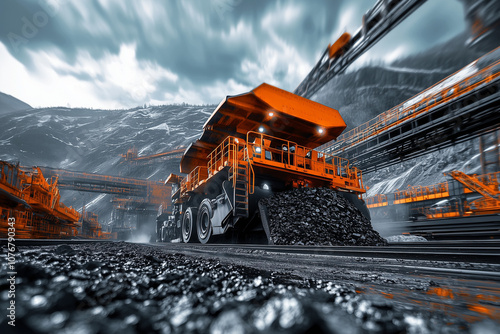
[157,83,368,244]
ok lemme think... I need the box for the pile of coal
[0,242,467,334]
[261,187,387,246]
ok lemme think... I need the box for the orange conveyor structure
[0,161,83,238]
[366,170,500,219]
[38,166,172,239]
[447,170,500,215]
[328,47,500,157]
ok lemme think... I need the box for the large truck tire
[182,207,198,243]
[197,199,213,244]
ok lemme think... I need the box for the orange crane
[158,83,367,244]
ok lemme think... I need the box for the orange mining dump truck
[157,83,367,244]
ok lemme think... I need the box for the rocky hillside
[0,92,31,115]
[365,141,481,197]
[0,104,212,176]
[0,104,213,220]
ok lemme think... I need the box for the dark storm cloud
[0,0,343,82]
[0,0,466,107]
[0,0,120,65]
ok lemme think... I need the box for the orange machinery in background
[447,170,500,216]
[79,210,115,239]
[328,32,351,59]
[159,83,367,244]
[366,170,500,220]
[39,166,172,239]
[0,160,108,239]
[0,161,79,238]
[1,161,32,238]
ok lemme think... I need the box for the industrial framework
[0,161,110,239]
[39,166,172,238]
[322,47,500,172]
[295,0,500,99]
[294,0,427,98]
[121,147,185,164]
[366,170,500,220]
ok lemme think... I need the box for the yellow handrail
[244,147,255,194]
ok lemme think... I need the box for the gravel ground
[2,242,495,334]
[261,188,387,246]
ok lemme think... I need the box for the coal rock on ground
[261,188,387,246]
[0,242,474,334]
[385,235,428,243]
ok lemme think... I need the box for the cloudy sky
[0,0,465,109]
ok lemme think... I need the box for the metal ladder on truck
[232,161,249,218]
[228,146,255,219]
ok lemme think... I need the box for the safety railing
[366,194,388,208]
[394,182,450,204]
[206,136,256,193]
[244,146,255,194]
[246,131,364,192]
[180,166,209,194]
[369,171,500,211]
[424,203,462,219]
[327,49,500,154]
[207,136,243,177]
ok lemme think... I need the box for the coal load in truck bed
[261,187,387,246]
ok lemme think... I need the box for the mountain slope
[0,104,212,176]
[0,104,214,220]
[0,92,31,115]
